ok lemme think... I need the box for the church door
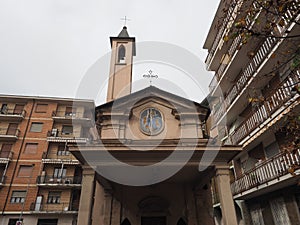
[141,217,166,225]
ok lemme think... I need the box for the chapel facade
[70,26,241,225]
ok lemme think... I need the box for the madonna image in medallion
[140,108,163,135]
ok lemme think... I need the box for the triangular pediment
[96,86,209,118]
[96,86,210,141]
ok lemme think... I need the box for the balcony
[52,111,92,126]
[226,69,300,145]
[47,129,88,143]
[42,152,79,165]
[0,128,20,141]
[231,149,300,198]
[211,1,300,122]
[30,201,78,213]
[212,0,299,88]
[205,0,241,70]
[0,151,13,164]
[0,109,26,121]
[213,36,278,123]
[37,175,82,188]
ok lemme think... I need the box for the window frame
[47,191,61,204]
[10,191,26,204]
[61,125,73,135]
[24,143,38,154]
[17,165,33,177]
[35,103,48,113]
[30,122,43,133]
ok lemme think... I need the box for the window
[18,165,33,177]
[57,144,69,156]
[0,103,8,114]
[7,123,18,135]
[36,104,48,113]
[24,143,38,154]
[13,104,24,114]
[118,45,126,63]
[8,219,23,225]
[47,191,61,204]
[62,125,73,135]
[65,106,75,117]
[53,168,66,178]
[10,191,26,203]
[37,219,58,225]
[30,122,43,132]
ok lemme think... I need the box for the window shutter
[30,123,43,132]
[36,104,48,113]
[18,166,33,177]
[24,143,38,154]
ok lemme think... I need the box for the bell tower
[106,26,136,102]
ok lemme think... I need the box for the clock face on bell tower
[139,107,164,136]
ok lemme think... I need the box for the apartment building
[0,95,94,225]
[204,0,300,224]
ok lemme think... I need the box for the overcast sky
[0,0,219,104]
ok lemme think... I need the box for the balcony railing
[0,151,13,164]
[47,129,88,143]
[37,176,82,186]
[0,109,26,120]
[42,152,79,165]
[52,111,90,120]
[30,201,78,213]
[212,0,299,86]
[0,128,20,140]
[231,148,300,196]
[212,1,299,123]
[228,69,300,145]
[213,36,278,123]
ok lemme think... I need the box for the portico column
[215,166,238,225]
[77,166,95,225]
[92,181,106,225]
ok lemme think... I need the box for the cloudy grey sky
[0,0,219,104]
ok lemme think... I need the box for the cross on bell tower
[120,16,131,26]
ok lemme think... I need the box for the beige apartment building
[204,0,300,224]
[0,96,94,225]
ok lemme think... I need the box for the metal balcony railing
[41,152,79,165]
[228,69,300,145]
[0,109,26,118]
[52,111,90,120]
[47,129,88,143]
[30,201,78,212]
[36,175,82,185]
[231,148,300,196]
